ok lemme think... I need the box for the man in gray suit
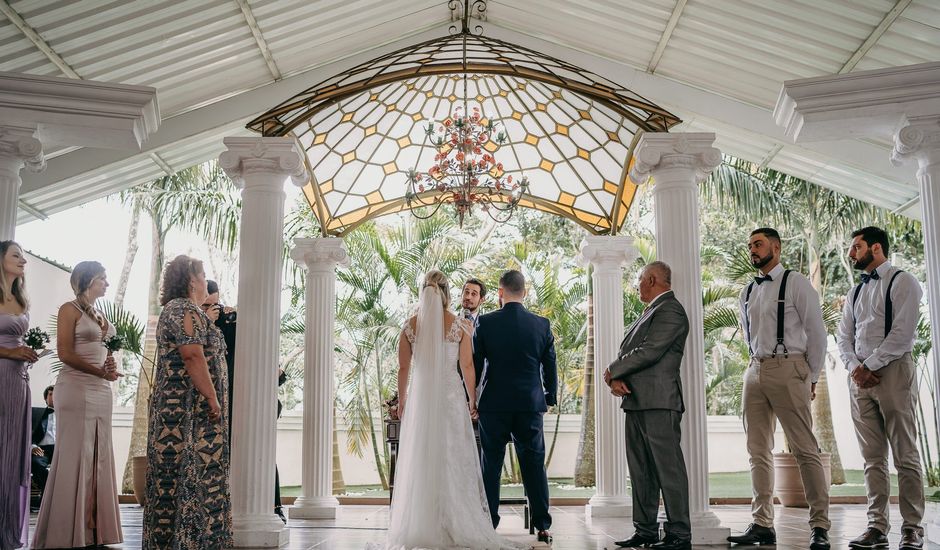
[604,261,691,550]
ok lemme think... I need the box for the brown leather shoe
[900,527,924,550]
[848,527,888,549]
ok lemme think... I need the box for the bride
[378,270,525,550]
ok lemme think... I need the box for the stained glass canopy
[248,31,681,236]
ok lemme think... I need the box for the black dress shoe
[615,532,660,548]
[537,530,552,544]
[810,527,830,550]
[848,527,888,549]
[728,523,776,545]
[900,527,924,550]
[650,535,691,550]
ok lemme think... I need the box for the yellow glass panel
[511,111,523,121]
[604,181,618,194]
[342,152,355,163]
[558,192,575,206]
[552,90,563,99]
[369,93,379,101]
[525,134,538,145]
[484,141,498,152]
[540,159,555,172]
[397,136,411,148]
[475,94,485,102]
[383,162,397,175]
[578,110,591,120]
[386,104,396,112]
[320,179,334,193]
[426,91,434,98]
[536,103,546,111]
[366,191,383,204]
[578,148,590,160]
[313,134,326,145]
[607,131,619,142]
[499,90,509,97]
[365,126,376,136]
[341,112,354,122]
[555,124,568,136]
[448,94,457,101]
[412,113,423,121]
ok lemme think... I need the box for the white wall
[22,251,74,407]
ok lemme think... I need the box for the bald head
[638,261,672,303]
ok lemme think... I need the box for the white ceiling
[6,0,938,225]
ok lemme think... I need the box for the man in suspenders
[728,228,831,550]
[837,226,925,550]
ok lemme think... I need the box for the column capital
[577,235,638,273]
[892,115,940,172]
[219,137,306,189]
[290,237,349,271]
[629,132,721,186]
[0,126,45,173]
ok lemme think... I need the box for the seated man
[31,385,56,510]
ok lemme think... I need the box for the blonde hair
[422,270,450,308]
[0,241,29,310]
[70,261,106,328]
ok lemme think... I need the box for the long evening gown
[33,304,123,548]
[0,312,30,550]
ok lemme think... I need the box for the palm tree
[117,161,241,491]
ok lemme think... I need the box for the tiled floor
[28,503,940,549]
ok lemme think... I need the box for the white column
[630,133,729,544]
[289,237,348,519]
[220,137,306,548]
[0,126,45,240]
[579,235,638,518]
[893,115,940,457]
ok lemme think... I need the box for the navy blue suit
[473,302,556,530]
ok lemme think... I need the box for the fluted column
[630,133,729,544]
[579,235,638,518]
[289,237,349,519]
[892,115,940,452]
[0,126,45,240]
[220,137,306,548]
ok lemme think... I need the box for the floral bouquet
[103,334,127,356]
[24,327,53,364]
[384,393,400,420]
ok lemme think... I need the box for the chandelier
[404,0,528,227]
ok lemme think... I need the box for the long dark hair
[0,240,29,310]
[160,255,204,306]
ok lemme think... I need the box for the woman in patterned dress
[142,255,232,549]
[0,241,37,550]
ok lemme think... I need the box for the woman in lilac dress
[0,241,38,550]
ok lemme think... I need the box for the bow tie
[861,271,881,284]
[754,274,772,285]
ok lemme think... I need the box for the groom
[473,270,557,544]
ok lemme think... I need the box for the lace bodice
[402,317,468,345]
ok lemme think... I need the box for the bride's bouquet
[103,333,127,356]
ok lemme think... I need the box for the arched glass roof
[249,32,681,236]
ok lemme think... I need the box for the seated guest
[30,385,56,510]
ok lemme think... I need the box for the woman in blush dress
[33,261,123,548]
[0,241,37,550]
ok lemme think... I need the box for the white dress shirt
[738,264,828,382]
[837,261,923,371]
[38,409,56,446]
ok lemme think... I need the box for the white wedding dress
[370,287,526,550]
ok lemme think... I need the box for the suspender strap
[884,270,904,338]
[772,270,792,358]
[851,283,864,325]
[744,282,755,356]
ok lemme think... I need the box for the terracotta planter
[131,455,148,507]
[773,452,831,508]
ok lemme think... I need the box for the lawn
[283,470,927,499]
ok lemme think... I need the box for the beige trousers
[743,355,830,530]
[848,353,924,534]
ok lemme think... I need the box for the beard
[852,250,874,271]
[751,252,774,270]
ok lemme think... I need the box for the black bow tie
[754,274,772,285]
[861,271,881,284]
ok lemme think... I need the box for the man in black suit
[604,261,692,550]
[31,385,56,507]
[473,270,557,544]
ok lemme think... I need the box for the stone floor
[27,503,940,549]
